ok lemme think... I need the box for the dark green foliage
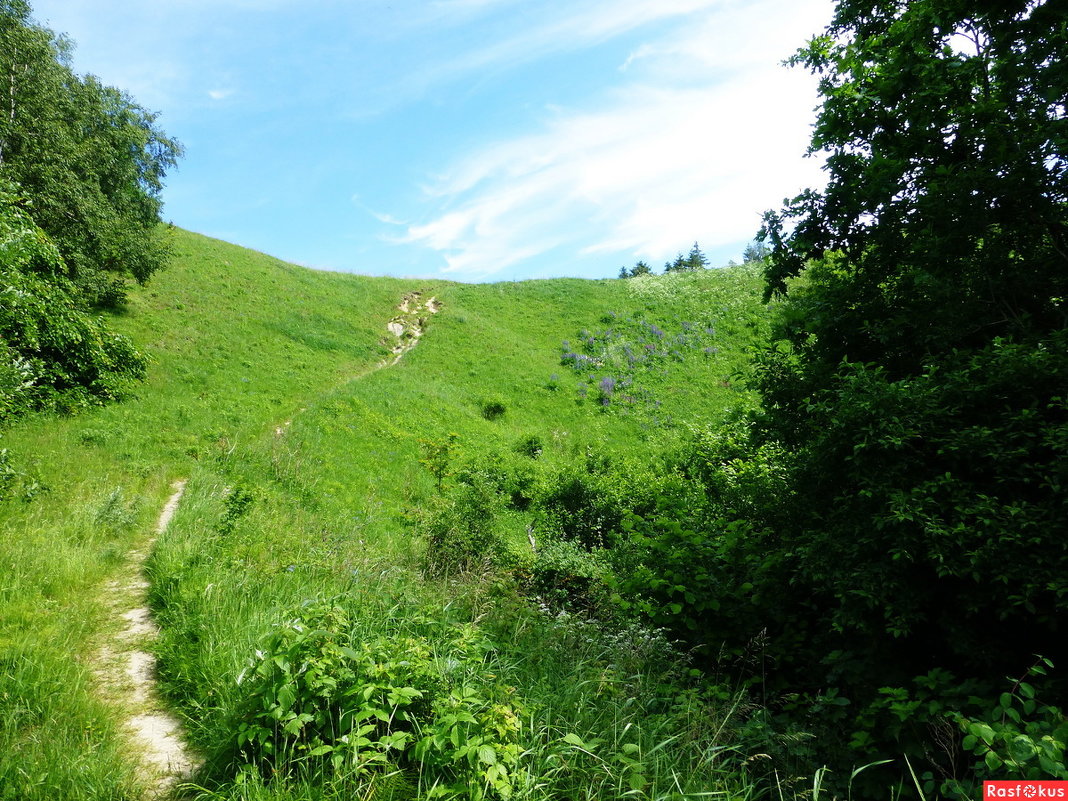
[0,180,145,424]
[512,434,542,459]
[618,259,653,279]
[479,397,506,421]
[685,0,1068,789]
[0,447,15,499]
[524,539,610,613]
[0,0,176,429]
[954,659,1068,787]
[418,471,507,578]
[226,599,523,799]
[499,1,1068,790]
[0,1,181,305]
[744,0,1068,689]
[533,457,630,550]
[759,0,1066,367]
[217,486,255,536]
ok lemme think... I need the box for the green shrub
[0,180,146,425]
[479,398,507,421]
[524,539,610,613]
[0,448,16,501]
[229,600,523,800]
[954,659,1068,790]
[419,434,459,492]
[418,472,507,578]
[532,453,640,550]
[512,434,542,460]
[217,485,255,536]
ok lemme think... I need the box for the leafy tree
[0,179,145,423]
[759,0,1066,375]
[592,0,1068,788]
[0,0,182,306]
[723,0,1068,752]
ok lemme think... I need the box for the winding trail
[101,293,441,791]
[95,479,197,799]
[274,291,442,438]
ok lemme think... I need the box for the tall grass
[1,230,773,799]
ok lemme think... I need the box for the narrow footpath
[94,479,197,799]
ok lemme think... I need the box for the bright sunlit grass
[0,228,769,800]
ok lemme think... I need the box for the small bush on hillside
[524,539,611,614]
[217,485,255,536]
[418,473,507,578]
[513,434,542,459]
[479,397,507,421]
[419,434,459,492]
[533,452,665,551]
[0,448,17,500]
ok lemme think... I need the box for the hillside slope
[0,229,768,800]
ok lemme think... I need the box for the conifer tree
[685,241,708,270]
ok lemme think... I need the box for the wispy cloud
[33,0,833,282]
[404,0,832,278]
[404,0,725,92]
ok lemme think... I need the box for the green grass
[0,229,771,800]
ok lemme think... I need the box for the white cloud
[208,89,234,101]
[405,0,832,278]
[371,211,407,226]
[426,0,724,80]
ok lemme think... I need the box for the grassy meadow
[0,228,772,800]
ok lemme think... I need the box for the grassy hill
[0,229,769,800]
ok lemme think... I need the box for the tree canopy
[692,0,1068,786]
[0,0,182,307]
[0,0,178,424]
[760,0,1066,376]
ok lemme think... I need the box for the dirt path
[97,294,442,788]
[273,291,441,438]
[382,291,442,367]
[95,479,197,799]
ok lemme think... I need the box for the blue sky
[30,0,833,282]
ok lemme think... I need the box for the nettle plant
[954,659,1068,786]
[232,600,523,799]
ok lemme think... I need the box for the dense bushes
[418,382,1068,794]
[0,0,178,430]
[0,181,145,425]
[698,0,1068,791]
[220,599,523,799]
